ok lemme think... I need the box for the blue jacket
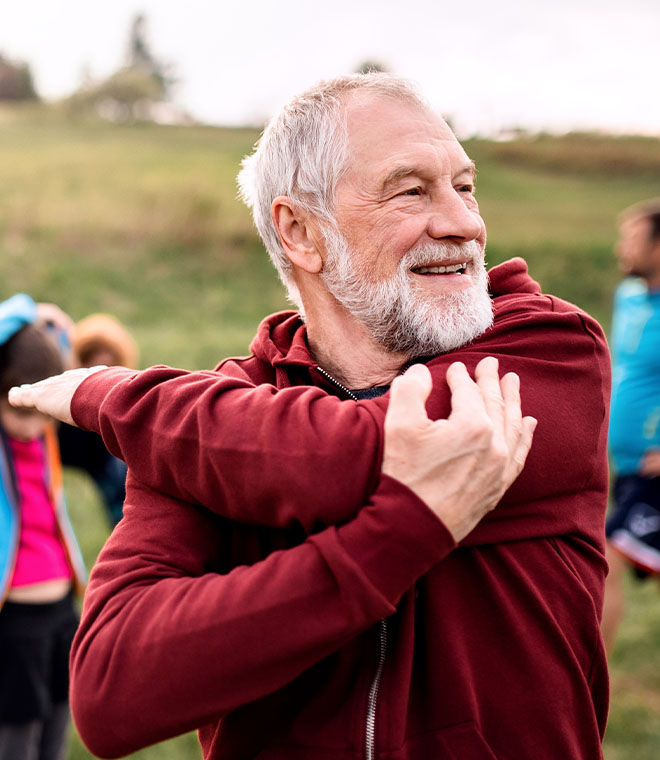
[609,277,660,474]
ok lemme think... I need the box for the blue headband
[0,294,37,346]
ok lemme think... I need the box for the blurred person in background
[58,314,138,526]
[11,74,610,760]
[0,294,86,760]
[602,199,660,652]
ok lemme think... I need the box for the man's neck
[305,311,408,390]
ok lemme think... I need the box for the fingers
[6,366,105,426]
[512,416,537,474]
[7,384,36,409]
[448,359,535,473]
[500,370,522,450]
[474,357,505,432]
[445,361,487,423]
[8,377,76,426]
[386,364,432,431]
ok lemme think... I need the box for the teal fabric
[0,294,37,346]
[0,435,19,599]
[0,294,36,593]
[609,278,660,474]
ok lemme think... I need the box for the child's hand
[8,366,107,426]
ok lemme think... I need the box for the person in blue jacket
[0,294,86,760]
[602,199,660,652]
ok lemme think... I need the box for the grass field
[1,103,659,759]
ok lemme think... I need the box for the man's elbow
[70,654,146,758]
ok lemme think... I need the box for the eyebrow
[459,161,477,181]
[380,160,477,192]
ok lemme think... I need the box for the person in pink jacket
[0,295,86,760]
[11,73,610,759]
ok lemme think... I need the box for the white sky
[3,0,659,136]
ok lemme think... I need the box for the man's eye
[401,187,421,197]
[458,185,475,194]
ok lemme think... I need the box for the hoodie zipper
[314,365,388,760]
[365,618,388,760]
[314,366,358,401]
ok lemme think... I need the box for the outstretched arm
[9,359,535,538]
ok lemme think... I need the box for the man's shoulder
[490,258,603,333]
[488,257,541,298]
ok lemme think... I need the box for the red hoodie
[69,259,611,759]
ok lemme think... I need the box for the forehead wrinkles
[345,120,468,189]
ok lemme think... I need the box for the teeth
[414,262,467,274]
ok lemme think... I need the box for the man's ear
[271,197,324,274]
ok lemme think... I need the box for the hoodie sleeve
[70,472,455,758]
[71,365,386,532]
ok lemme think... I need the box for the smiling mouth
[411,262,468,275]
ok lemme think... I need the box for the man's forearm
[71,365,384,531]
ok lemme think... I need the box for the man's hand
[382,357,537,543]
[640,448,660,478]
[8,366,107,426]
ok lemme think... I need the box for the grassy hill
[1,104,658,760]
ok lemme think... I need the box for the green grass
[1,103,659,758]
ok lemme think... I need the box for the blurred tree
[127,13,173,100]
[0,54,39,101]
[67,13,175,122]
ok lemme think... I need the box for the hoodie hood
[248,310,310,368]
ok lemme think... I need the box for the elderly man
[11,74,610,759]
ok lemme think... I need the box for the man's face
[319,94,492,356]
[616,215,659,279]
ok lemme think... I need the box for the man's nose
[427,190,483,242]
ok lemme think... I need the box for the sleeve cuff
[71,366,138,432]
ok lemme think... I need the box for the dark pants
[0,594,78,760]
[607,474,660,576]
[0,702,70,760]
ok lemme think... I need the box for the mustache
[400,240,484,269]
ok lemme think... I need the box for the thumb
[386,364,432,428]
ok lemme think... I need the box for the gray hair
[237,72,428,307]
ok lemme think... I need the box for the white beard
[320,229,493,357]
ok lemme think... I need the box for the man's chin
[372,295,493,357]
